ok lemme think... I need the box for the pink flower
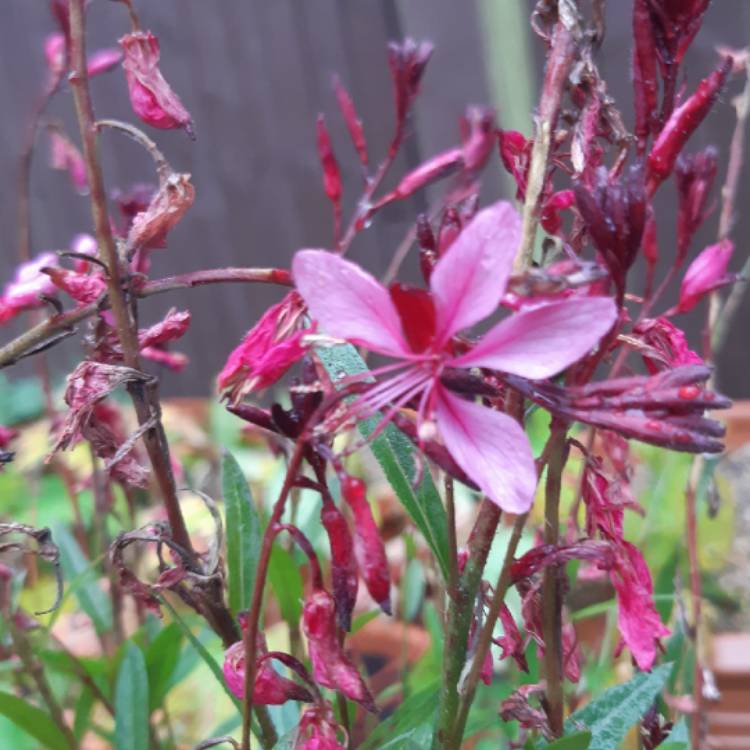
[120,31,193,133]
[675,239,736,313]
[0,253,59,324]
[293,201,617,513]
[218,292,311,403]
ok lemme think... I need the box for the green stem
[431,500,501,750]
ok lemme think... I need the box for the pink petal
[454,297,616,379]
[292,250,410,357]
[429,201,521,344]
[435,387,536,513]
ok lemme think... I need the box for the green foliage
[317,344,450,578]
[222,450,263,615]
[54,525,112,634]
[268,546,303,626]
[114,643,150,750]
[559,663,672,750]
[145,622,184,710]
[0,691,72,750]
[546,733,592,750]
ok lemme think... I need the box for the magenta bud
[676,239,736,313]
[332,75,368,169]
[675,146,718,264]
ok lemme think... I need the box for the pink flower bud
[320,494,359,632]
[647,57,732,189]
[340,476,391,615]
[44,33,66,78]
[302,588,376,712]
[223,639,313,704]
[119,30,193,133]
[218,292,310,403]
[48,128,87,193]
[138,309,191,348]
[332,75,368,169]
[676,239,735,313]
[86,47,122,77]
[459,106,496,174]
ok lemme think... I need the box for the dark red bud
[320,494,359,631]
[416,214,437,283]
[647,57,732,191]
[332,75,368,170]
[341,476,391,615]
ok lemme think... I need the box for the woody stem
[541,421,568,737]
[241,439,307,750]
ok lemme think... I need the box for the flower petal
[430,200,521,344]
[435,387,536,513]
[293,250,410,357]
[454,297,617,379]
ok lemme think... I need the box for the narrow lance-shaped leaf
[222,450,262,615]
[114,643,150,750]
[0,691,71,750]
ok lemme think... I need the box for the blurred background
[1,0,748,397]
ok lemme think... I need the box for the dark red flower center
[389,282,436,353]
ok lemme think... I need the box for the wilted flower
[302,587,376,712]
[294,201,616,513]
[634,317,703,373]
[119,30,193,133]
[674,239,736,314]
[574,165,647,302]
[0,253,59,325]
[43,266,107,306]
[223,638,313,704]
[296,703,347,750]
[126,172,195,251]
[675,147,718,264]
[499,683,552,739]
[218,292,310,404]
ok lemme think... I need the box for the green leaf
[222,451,263,615]
[145,622,183,710]
[402,558,425,622]
[546,732,592,750]
[358,684,439,750]
[55,526,112,634]
[0,690,71,750]
[268,546,303,626]
[317,345,449,578]
[73,687,95,741]
[114,643,150,750]
[563,663,672,750]
[161,598,241,711]
[351,609,379,633]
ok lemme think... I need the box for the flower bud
[676,239,736,313]
[340,475,391,615]
[119,30,193,133]
[332,75,368,169]
[647,57,732,189]
[0,253,59,325]
[387,39,434,127]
